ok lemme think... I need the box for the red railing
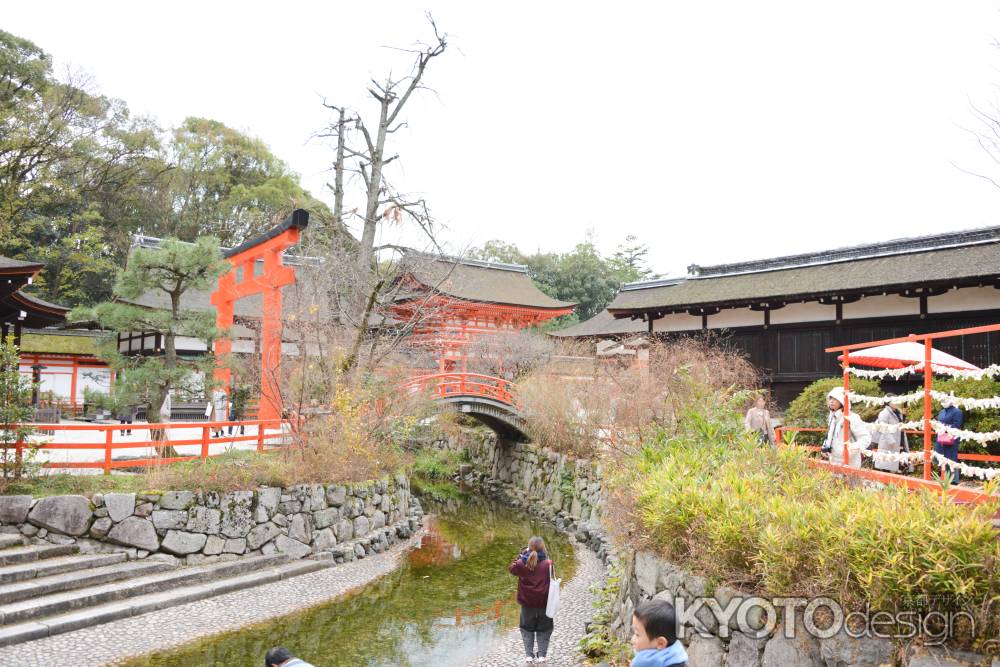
[5,419,292,475]
[403,373,517,407]
[775,426,1000,505]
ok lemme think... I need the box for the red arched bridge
[403,373,529,440]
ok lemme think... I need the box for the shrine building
[556,226,1000,404]
[390,253,575,372]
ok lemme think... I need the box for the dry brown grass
[519,336,759,458]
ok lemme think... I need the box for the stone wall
[460,432,613,563]
[0,475,422,565]
[612,550,995,667]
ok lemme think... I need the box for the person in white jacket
[822,386,870,469]
[873,397,910,473]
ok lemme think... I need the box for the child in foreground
[631,599,688,667]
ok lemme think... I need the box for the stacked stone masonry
[460,433,995,667]
[0,476,422,566]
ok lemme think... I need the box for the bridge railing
[403,373,517,407]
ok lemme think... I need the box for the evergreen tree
[71,237,228,428]
[0,335,34,479]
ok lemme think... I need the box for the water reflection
[129,495,576,667]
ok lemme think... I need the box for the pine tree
[71,237,228,446]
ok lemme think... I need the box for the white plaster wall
[707,307,763,329]
[652,313,703,332]
[77,367,111,401]
[928,286,1000,314]
[769,301,835,324]
[844,294,916,320]
[231,339,255,354]
[175,336,209,352]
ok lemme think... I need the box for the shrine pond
[125,494,577,667]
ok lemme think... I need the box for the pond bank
[0,493,591,667]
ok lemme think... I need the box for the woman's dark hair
[526,536,545,571]
[633,599,678,644]
[265,647,294,667]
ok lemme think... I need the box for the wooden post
[842,350,851,465]
[14,435,23,479]
[257,421,265,453]
[201,425,210,460]
[923,339,933,481]
[69,358,78,417]
[104,427,113,475]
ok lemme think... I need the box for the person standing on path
[210,387,228,438]
[509,536,554,665]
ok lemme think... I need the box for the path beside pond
[0,533,423,667]
[471,544,605,667]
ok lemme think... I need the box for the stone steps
[0,555,329,647]
[0,535,28,551]
[0,544,77,567]
[0,553,128,585]
[0,552,291,626]
[0,560,176,605]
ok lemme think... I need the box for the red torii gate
[210,209,309,423]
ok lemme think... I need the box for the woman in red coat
[509,536,553,664]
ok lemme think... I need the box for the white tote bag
[545,561,561,618]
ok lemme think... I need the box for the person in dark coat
[934,397,964,484]
[116,404,137,436]
[509,536,553,664]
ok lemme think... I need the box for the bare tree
[314,15,449,373]
[319,14,448,275]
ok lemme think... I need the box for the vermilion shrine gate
[211,209,309,423]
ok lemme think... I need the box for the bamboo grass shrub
[620,392,1000,647]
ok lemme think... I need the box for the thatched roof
[609,227,1000,316]
[19,329,100,356]
[548,310,646,338]
[401,254,575,311]
[0,256,43,275]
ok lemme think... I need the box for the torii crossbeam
[210,209,309,423]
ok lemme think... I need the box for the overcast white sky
[7,1,1000,276]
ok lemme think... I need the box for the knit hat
[826,386,848,409]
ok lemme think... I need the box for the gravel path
[0,533,422,667]
[471,543,605,667]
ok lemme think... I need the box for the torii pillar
[210,209,309,423]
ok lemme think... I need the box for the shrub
[783,377,882,444]
[904,377,1000,457]
[621,390,1000,643]
[519,337,759,457]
